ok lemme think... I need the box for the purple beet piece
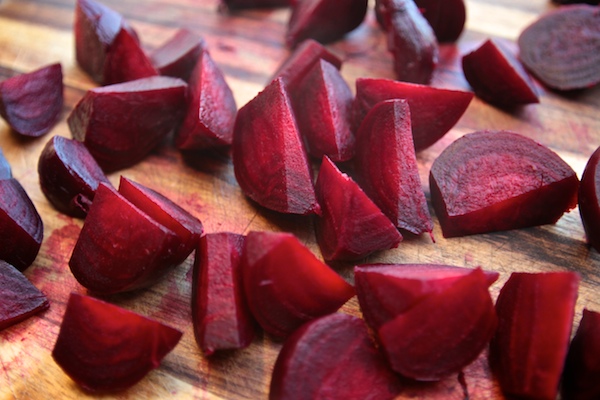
[103,27,158,85]
[150,28,206,82]
[0,260,49,331]
[0,63,63,137]
[0,148,11,179]
[220,0,294,10]
[414,0,466,42]
[578,146,600,252]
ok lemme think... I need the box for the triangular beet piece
[315,156,401,262]
[103,27,158,85]
[0,148,11,179]
[353,77,473,151]
[0,260,49,331]
[414,0,466,43]
[232,78,320,215]
[176,49,237,150]
[354,99,433,236]
[150,28,206,82]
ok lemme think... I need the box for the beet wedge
[315,156,401,261]
[242,231,354,339]
[0,63,63,138]
[414,0,466,43]
[270,313,402,400]
[232,78,320,215]
[353,77,473,151]
[578,145,600,252]
[150,28,206,82]
[429,130,579,237]
[378,267,497,381]
[68,76,187,172]
[354,99,433,236]
[490,271,580,400]
[192,233,255,355]
[0,260,49,331]
[0,148,11,179]
[52,293,182,392]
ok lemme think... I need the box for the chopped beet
[0,147,11,179]
[150,28,206,82]
[578,145,600,252]
[430,130,579,237]
[103,27,159,85]
[414,0,466,42]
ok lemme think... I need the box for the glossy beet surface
[0,63,63,137]
[430,130,579,237]
[52,293,182,392]
[578,146,600,252]
[414,0,466,42]
[150,28,205,82]
[270,313,402,400]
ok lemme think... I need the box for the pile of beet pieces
[1,0,600,398]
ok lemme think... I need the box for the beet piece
[352,77,473,151]
[103,26,158,85]
[52,293,182,392]
[354,99,433,236]
[150,28,205,82]
[378,268,497,381]
[285,0,368,48]
[192,233,254,355]
[0,148,11,179]
[68,76,187,172]
[562,308,600,400]
[462,39,539,107]
[0,178,43,271]
[270,313,402,400]
[517,5,600,90]
[220,0,293,10]
[0,63,63,138]
[490,271,580,399]
[414,0,466,43]
[429,130,579,237]
[232,78,320,215]
[355,263,499,331]
[0,260,49,331]
[242,231,354,339]
[287,59,354,162]
[38,135,112,218]
[578,146,600,252]
[176,49,237,150]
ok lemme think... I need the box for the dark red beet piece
[562,308,600,400]
[52,293,182,392]
[38,135,112,218]
[0,260,49,331]
[490,271,579,400]
[150,28,205,82]
[518,5,600,90]
[462,38,539,107]
[0,63,63,138]
[176,49,237,150]
[378,268,497,381]
[103,26,158,85]
[353,77,473,151]
[429,130,579,237]
[414,0,466,42]
[0,147,11,179]
[578,146,600,252]
[68,76,187,172]
[270,313,403,400]
[354,99,433,236]
[232,78,320,215]
[0,178,43,271]
[241,231,354,339]
[285,0,368,48]
[220,0,293,10]
[192,233,254,355]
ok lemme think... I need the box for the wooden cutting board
[1,0,599,398]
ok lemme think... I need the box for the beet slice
[270,313,402,400]
[103,26,158,85]
[378,268,497,381]
[315,156,401,261]
[285,0,368,48]
[176,49,237,150]
[352,77,473,151]
[52,293,182,392]
[462,39,539,107]
[490,271,580,399]
[0,260,49,331]
[561,308,600,400]
[578,145,600,252]
[220,0,293,10]
[232,78,320,215]
[0,148,11,179]
[68,76,187,172]
[354,99,433,236]
[355,263,499,331]
[0,63,63,138]
[241,231,354,339]
[192,232,255,355]
[150,28,205,82]
[0,178,43,271]
[517,5,600,90]
[429,130,579,237]
[413,0,466,43]
[38,135,112,218]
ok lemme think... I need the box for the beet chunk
[578,146,600,252]
[150,28,206,82]
[429,130,579,237]
[414,0,466,42]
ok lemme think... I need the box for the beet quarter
[578,146,600,252]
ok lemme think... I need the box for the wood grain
[1,0,599,398]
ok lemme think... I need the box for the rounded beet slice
[578,145,600,252]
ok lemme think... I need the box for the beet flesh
[103,27,158,85]
[578,145,600,252]
[414,0,466,42]
[150,28,206,82]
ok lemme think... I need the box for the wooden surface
[1,0,599,398]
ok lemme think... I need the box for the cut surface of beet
[430,130,579,237]
[578,145,600,252]
[150,28,205,82]
[103,26,158,85]
[0,147,11,179]
[52,293,182,392]
[414,0,466,42]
